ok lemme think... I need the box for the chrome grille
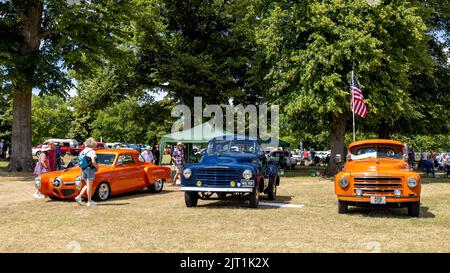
[353,177,402,196]
[196,168,240,185]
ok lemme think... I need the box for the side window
[63,142,70,147]
[118,154,135,165]
[138,154,145,163]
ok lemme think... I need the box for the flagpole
[351,71,356,142]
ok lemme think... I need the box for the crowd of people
[408,149,450,178]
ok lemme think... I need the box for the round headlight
[34,176,41,190]
[183,168,192,179]
[75,176,82,190]
[338,177,349,188]
[407,177,417,188]
[243,169,253,180]
[52,177,62,188]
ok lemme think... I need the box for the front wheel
[148,179,164,193]
[185,191,198,207]
[338,200,348,214]
[248,188,259,208]
[94,182,111,201]
[408,202,420,217]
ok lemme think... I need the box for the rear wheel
[248,187,259,208]
[185,191,198,207]
[148,179,164,193]
[408,202,420,217]
[94,182,111,201]
[338,200,348,214]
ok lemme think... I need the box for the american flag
[350,76,368,118]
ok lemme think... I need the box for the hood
[344,158,410,174]
[40,165,114,180]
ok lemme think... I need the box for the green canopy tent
[260,137,291,150]
[159,122,234,164]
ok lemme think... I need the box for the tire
[338,200,348,214]
[217,192,227,200]
[148,179,164,193]
[248,187,259,208]
[267,179,277,200]
[408,202,420,217]
[185,191,198,207]
[94,182,111,201]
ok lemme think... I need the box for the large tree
[256,0,435,175]
[0,0,134,171]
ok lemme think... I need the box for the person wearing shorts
[172,142,186,185]
[75,138,98,206]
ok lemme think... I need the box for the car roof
[96,149,139,155]
[349,139,404,149]
[211,135,257,141]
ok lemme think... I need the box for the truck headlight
[34,176,41,190]
[75,176,82,190]
[243,169,253,180]
[52,177,62,188]
[407,177,417,188]
[338,177,349,188]
[183,168,192,179]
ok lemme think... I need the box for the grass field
[0,165,450,253]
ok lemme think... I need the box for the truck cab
[181,135,281,208]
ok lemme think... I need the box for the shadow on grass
[421,176,450,184]
[195,195,295,209]
[346,205,435,219]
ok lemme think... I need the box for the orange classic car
[34,149,171,201]
[335,139,421,217]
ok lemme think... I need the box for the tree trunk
[324,112,347,177]
[9,86,34,172]
[378,122,390,139]
[8,0,43,172]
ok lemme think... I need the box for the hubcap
[99,184,109,200]
[154,179,163,191]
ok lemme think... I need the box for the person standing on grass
[171,142,185,185]
[153,144,160,165]
[74,138,99,207]
[47,142,57,171]
[55,143,64,170]
[33,145,51,199]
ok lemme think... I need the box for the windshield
[207,140,255,155]
[350,145,403,160]
[96,154,116,165]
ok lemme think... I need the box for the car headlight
[75,176,82,190]
[34,176,41,190]
[183,168,192,179]
[407,177,417,188]
[243,169,253,180]
[52,177,62,188]
[338,177,349,188]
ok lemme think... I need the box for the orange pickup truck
[335,139,421,217]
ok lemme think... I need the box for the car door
[115,154,142,193]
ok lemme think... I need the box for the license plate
[370,196,386,204]
[240,179,254,187]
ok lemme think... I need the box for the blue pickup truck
[181,135,281,208]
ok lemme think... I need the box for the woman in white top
[75,138,99,207]
[141,146,154,163]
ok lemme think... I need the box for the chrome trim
[181,187,252,193]
[203,166,230,169]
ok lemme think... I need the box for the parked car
[181,135,282,208]
[32,138,80,156]
[34,149,171,201]
[69,142,107,156]
[268,150,297,170]
[335,139,421,217]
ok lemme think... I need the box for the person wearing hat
[171,142,186,185]
[141,145,154,163]
[33,145,51,199]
